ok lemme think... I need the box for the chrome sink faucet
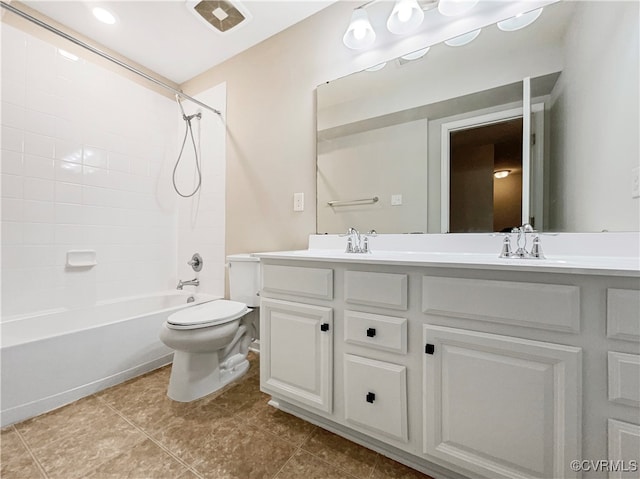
[341,228,377,253]
[177,278,199,290]
[499,223,545,259]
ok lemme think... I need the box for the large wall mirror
[316,1,639,234]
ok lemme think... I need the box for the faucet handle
[499,236,512,258]
[529,235,545,259]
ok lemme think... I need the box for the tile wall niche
[0,23,226,319]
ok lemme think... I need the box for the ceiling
[21,0,337,84]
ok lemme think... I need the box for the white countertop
[252,233,640,277]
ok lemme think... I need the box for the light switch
[632,167,640,199]
[293,192,304,211]
[391,194,403,206]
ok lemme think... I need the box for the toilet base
[167,351,250,402]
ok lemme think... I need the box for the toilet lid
[166,300,249,330]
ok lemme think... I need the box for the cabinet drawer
[607,289,640,342]
[422,276,580,333]
[345,271,408,310]
[344,354,408,442]
[262,264,333,300]
[344,310,407,354]
[608,351,640,407]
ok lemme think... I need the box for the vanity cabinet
[260,298,333,413]
[258,256,639,479]
[422,325,581,479]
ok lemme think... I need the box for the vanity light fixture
[437,0,478,17]
[365,62,387,72]
[387,0,424,35]
[343,7,376,50]
[92,6,117,25]
[400,46,430,61]
[444,28,481,46]
[494,170,511,179]
[497,8,543,32]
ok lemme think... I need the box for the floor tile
[177,469,203,479]
[247,400,316,447]
[301,428,378,479]
[371,454,435,479]
[5,351,433,479]
[15,396,106,449]
[29,410,146,479]
[84,438,188,479]
[150,409,237,466]
[209,374,265,414]
[192,424,297,479]
[0,428,45,479]
[274,450,358,479]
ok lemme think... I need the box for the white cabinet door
[423,325,581,479]
[260,298,333,413]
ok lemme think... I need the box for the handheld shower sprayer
[176,94,201,122]
[172,94,202,198]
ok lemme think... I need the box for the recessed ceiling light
[58,49,79,61]
[92,7,116,25]
[494,170,511,179]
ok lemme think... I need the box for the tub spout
[177,278,199,290]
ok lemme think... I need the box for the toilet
[159,254,260,402]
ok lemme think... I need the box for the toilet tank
[227,254,261,307]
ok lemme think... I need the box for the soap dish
[66,250,97,268]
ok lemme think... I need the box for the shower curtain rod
[0,1,222,116]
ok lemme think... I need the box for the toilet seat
[166,300,250,330]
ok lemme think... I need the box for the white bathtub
[0,292,219,427]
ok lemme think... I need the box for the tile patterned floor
[1,353,433,479]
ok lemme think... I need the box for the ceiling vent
[186,0,251,34]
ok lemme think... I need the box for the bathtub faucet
[177,278,199,290]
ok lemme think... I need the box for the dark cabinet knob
[320,323,329,332]
[366,327,376,337]
[366,392,376,403]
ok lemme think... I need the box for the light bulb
[398,5,412,22]
[92,7,116,25]
[387,0,424,35]
[343,8,376,50]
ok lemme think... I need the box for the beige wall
[317,119,429,234]
[182,2,363,255]
[548,1,639,232]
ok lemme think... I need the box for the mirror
[316,1,639,234]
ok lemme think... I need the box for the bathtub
[0,292,219,427]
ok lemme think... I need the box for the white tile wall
[1,24,225,319]
[175,84,227,298]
